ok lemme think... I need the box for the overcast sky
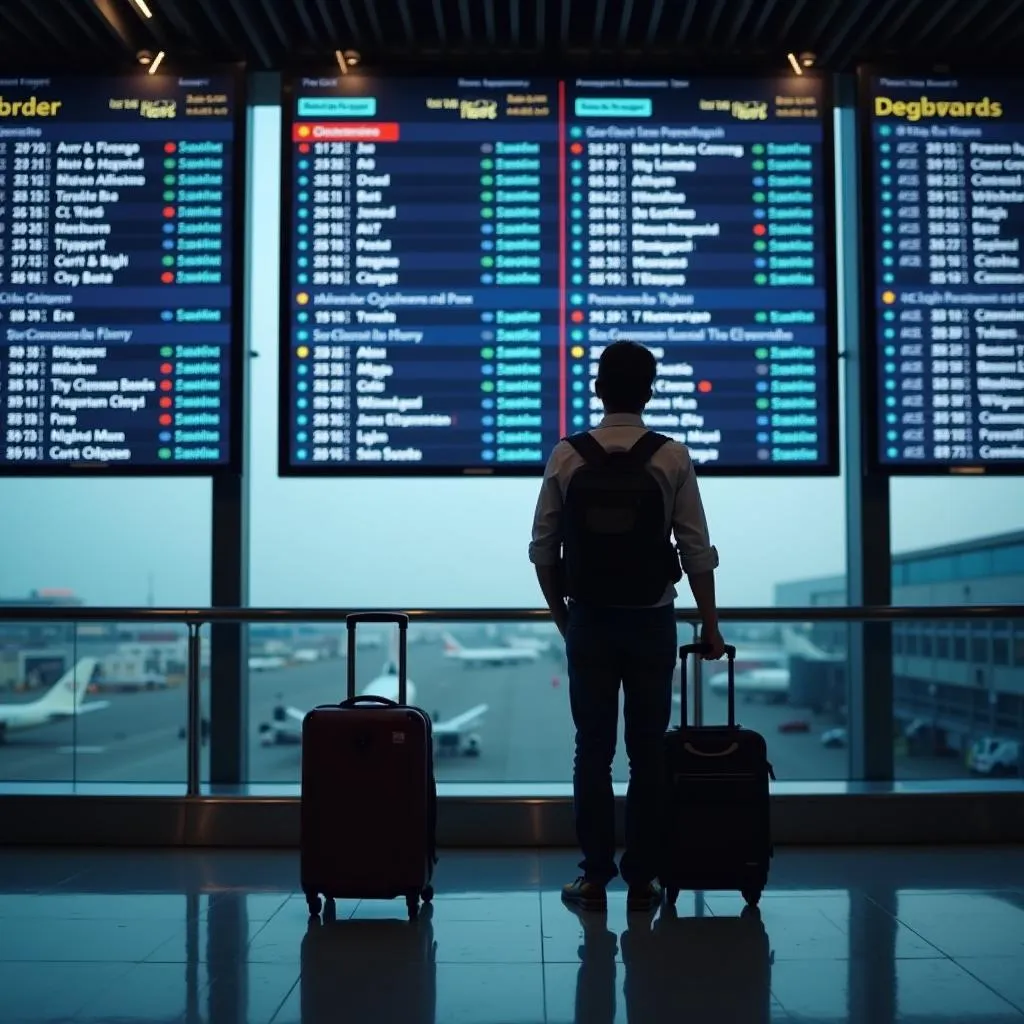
[2,107,1021,610]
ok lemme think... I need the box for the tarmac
[0,639,965,785]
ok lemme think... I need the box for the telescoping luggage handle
[679,642,737,729]
[346,612,409,704]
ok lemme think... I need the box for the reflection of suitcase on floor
[300,612,436,919]
[623,896,772,1024]
[660,643,774,908]
[301,908,437,1023]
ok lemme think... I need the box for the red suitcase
[300,612,436,919]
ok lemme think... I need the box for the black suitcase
[660,642,774,908]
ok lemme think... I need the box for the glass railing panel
[0,617,192,788]
[245,618,858,784]
[893,617,1024,782]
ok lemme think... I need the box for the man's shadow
[574,895,773,1024]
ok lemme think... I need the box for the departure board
[281,76,560,473]
[280,75,838,476]
[565,76,834,472]
[864,73,1024,472]
[0,73,240,474]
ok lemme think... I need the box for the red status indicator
[159,414,172,426]
[570,142,584,155]
[292,122,400,143]
[753,224,766,236]
[164,142,177,154]
[160,397,173,408]
[570,310,585,323]
[698,380,713,394]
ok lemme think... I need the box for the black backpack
[561,430,683,607]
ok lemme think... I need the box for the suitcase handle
[339,695,398,709]
[679,643,737,729]
[346,612,409,703]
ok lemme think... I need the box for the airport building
[776,531,1024,773]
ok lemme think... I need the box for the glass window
[993,638,1010,666]
[935,634,950,659]
[997,544,1024,575]
[952,635,967,661]
[920,632,934,658]
[971,636,989,664]
[0,482,210,790]
[958,551,992,579]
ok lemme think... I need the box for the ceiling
[1,0,1023,73]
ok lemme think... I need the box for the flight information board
[280,75,837,475]
[0,73,240,474]
[864,73,1024,472]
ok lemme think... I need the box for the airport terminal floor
[3,845,1024,1024]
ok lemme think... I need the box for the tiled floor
[0,847,1023,1023]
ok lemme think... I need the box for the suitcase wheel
[741,888,762,908]
[664,886,679,908]
[406,894,420,919]
[421,885,434,903]
[306,894,322,917]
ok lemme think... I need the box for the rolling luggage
[300,612,436,920]
[660,642,774,908]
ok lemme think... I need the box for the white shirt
[528,413,720,606]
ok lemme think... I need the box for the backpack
[561,430,683,607]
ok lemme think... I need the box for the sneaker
[626,881,662,913]
[561,876,607,912]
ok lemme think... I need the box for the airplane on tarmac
[0,658,107,741]
[442,632,540,668]
[258,637,488,757]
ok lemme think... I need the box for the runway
[0,639,967,786]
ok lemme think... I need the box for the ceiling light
[148,50,165,75]
[130,0,154,18]
[335,49,348,74]
[137,49,154,66]
[343,50,361,67]
[787,52,803,76]
[799,51,817,68]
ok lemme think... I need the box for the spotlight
[787,52,803,76]
[137,49,154,66]
[148,50,166,75]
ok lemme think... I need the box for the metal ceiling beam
[616,0,634,45]
[747,0,780,42]
[675,0,698,43]
[561,0,572,45]
[313,0,340,46]
[254,0,290,48]
[645,0,665,47]
[15,0,76,52]
[152,0,201,47]
[971,0,1024,44]
[935,0,1005,48]
[915,0,963,42]
[290,0,321,47]
[87,0,141,52]
[818,0,881,68]
[510,0,520,46]
[337,1,366,47]
[194,0,239,55]
[458,0,473,44]
[807,0,845,50]
[431,0,447,47]
[723,0,758,49]
[484,0,496,46]
[592,0,608,46]
[703,0,727,44]
[776,0,812,42]
[223,0,271,67]
[360,0,384,45]
[875,0,927,45]
[397,0,417,46]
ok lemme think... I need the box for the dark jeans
[565,601,677,887]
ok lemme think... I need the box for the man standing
[529,341,725,912]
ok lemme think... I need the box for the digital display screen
[280,75,837,476]
[865,73,1024,472]
[0,73,240,474]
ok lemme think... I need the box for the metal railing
[3,604,1023,797]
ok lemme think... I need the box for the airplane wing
[433,703,488,736]
[285,706,305,725]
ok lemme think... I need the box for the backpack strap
[625,430,671,466]
[564,431,609,465]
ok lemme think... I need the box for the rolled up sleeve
[528,448,565,566]
[672,457,720,576]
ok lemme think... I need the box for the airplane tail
[35,658,99,713]
[442,632,462,654]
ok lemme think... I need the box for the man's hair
[595,341,657,412]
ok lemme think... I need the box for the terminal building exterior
[776,531,1024,773]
